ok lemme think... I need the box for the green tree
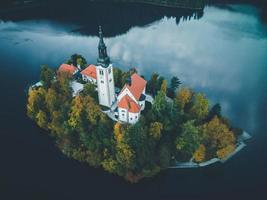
[207,103,221,121]
[147,73,159,96]
[175,120,202,159]
[67,54,87,69]
[76,57,87,70]
[168,76,181,98]
[116,142,136,170]
[82,83,98,101]
[113,67,123,88]
[40,65,54,89]
[190,93,209,121]
[170,76,181,91]
[149,122,163,140]
[158,143,171,168]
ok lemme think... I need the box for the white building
[57,26,148,124]
[95,26,116,108]
[117,73,147,124]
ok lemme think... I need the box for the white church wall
[96,64,115,108]
[128,112,139,124]
[118,107,128,122]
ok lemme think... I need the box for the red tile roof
[81,65,97,79]
[118,95,140,113]
[58,64,78,74]
[120,73,147,100]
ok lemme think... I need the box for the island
[27,26,251,183]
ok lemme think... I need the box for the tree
[27,88,46,119]
[102,157,118,174]
[36,110,48,129]
[67,54,87,69]
[160,79,167,95]
[155,76,164,94]
[82,83,98,101]
[114,122,123,143]
[175,120,202,159]
[84,96,105,126]
[158,143,171,168]
[147,73,159,96]
[202,116,236,153]
[190,93,209,121]
[40,65,54,89]
[193,144,206,162]
[116,142,136,170]
[56,72,72,100]
[168,76,181,98]
[45,88,59,113]
[175,87,193,111]
[170,76,181,91]
[216,144,235,159]
[68,96,86,131]
[149,122,163,140]
[49,111,64,136]
[207,103,221,121]
[113,67,123,88]
[76,57,87,70]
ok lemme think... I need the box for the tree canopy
[27,64,240,183]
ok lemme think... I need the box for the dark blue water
[0,2,267,200]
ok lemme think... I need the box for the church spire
[97,26,110,67]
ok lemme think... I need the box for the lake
[0,2,267,200]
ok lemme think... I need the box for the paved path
[145,94,154,104]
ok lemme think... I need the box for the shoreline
[168,131,252,169]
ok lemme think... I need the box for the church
[59,27,148,124]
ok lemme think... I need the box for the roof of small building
[118,95,140,113]
[81,65,97,79]
[58,64,78,74]
[119,73,147,101]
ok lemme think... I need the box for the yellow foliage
[202,116,236,149]
[175,87,192,110]
[217,144,236,159]
[160,79,168,94]
[149,122,163,140]
[114,122,123,143]
[193,144,206,162]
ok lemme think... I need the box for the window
[108,68,111,74]
[122,110,125,112]
[100,70,104,75]
[109,79,112,82]
[101,80,104,84]
[135,116,137,119]
[130,118,132,120]
[122,114,125,117]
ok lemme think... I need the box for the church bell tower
[96,26,116,108]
